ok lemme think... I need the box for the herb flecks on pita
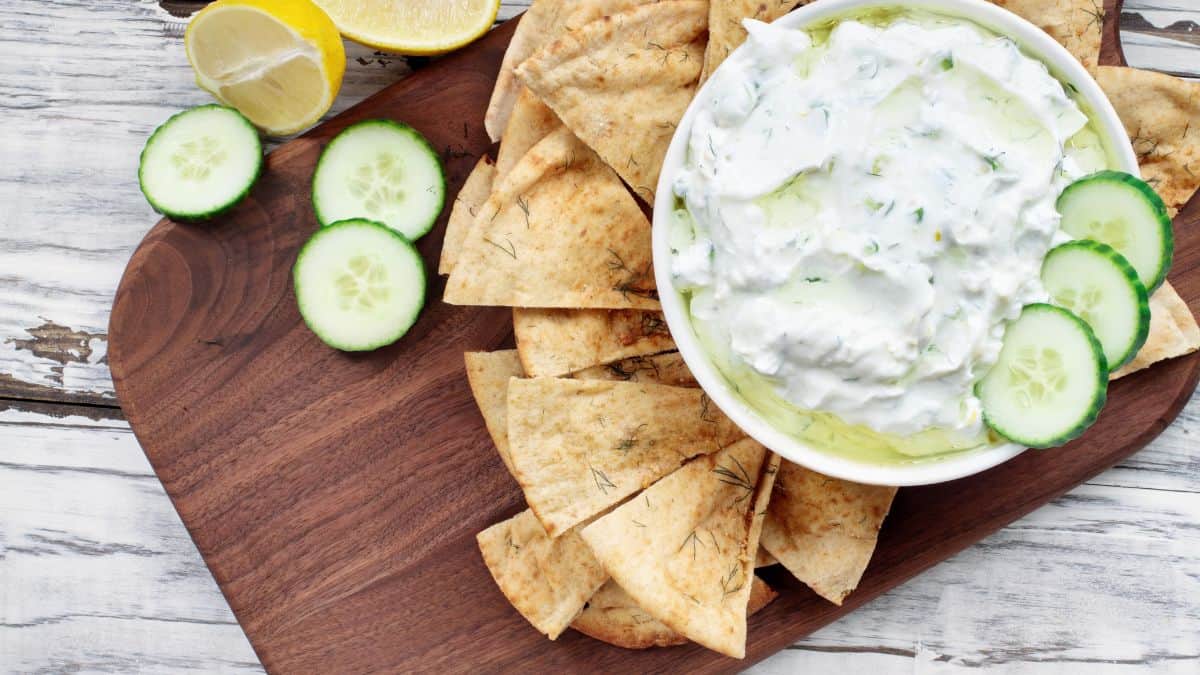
[1097,65,1200,217]
[445,126,658,309]
[477,509,608,639]
[571,576,777,649]
[516,0,708,203]
[992,0,1103,72]
[761,460,897,605]
[507,377,745,537]
[514,308,675,377]
[439,155,495,276]
[580,439,779,658]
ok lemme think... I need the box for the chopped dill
[590,466,616,494]
[482,236,517,259]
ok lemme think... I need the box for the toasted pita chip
[496,88,564,180]
[439,156,496,276]
[580,439,779,658]
[513,308,675,377]
[507,377,745,537]
[485,0,571,142]
[992,0,1102,72]
[516,1,708,203]
[464,351,526,477]
[1112,282,1200,378]
[573,351,698,387]
[572,576,777,649]
[754,547,777,568]
[701,1,804,83]
[445,127,658,309]
[761,460,897,605]
[1097,66,1200,216]
[477,509,608,639]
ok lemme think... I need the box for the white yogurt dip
[670,11,1112,455]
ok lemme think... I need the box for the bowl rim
[651,0,1140,486]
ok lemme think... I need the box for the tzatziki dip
[669,10,1114,462]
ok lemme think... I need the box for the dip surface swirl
[670,13,1109,444]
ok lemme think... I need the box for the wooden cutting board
[108,2,1199,672]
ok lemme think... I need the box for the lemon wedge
[312,0,500,55]
[185,0,346,136]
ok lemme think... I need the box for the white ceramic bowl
[653,0,1139,486]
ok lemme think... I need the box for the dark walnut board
[109,1,1198,672]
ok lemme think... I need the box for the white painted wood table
[1,1,1198,672]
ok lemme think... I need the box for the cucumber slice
[138,105,263,220]
[976,304,1107,449]
[293,219,427,352]
[312,120,446,241]
[1041,241,1150,372]
[1057,171,1173,292]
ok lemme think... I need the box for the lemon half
[185,0,345,136]
[313,0,500,55]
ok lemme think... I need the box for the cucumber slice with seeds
[312,119,446,241]
[293,218,426,351]
[1057,171,1173,293]
[1041,240,1150,372]
[976,304,1107,449]
[138,105,263,220]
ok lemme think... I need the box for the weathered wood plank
[0,410,261,673]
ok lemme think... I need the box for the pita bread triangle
[477,508,608,639]
[444,126,658,309]
[760,460,897,605]
[515,0,709,203]
[580,438,780,658]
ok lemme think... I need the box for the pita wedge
[761,460,897,605]
[1097,66,1200,217]
[464,351,526,477]
[581,439,779,658]
[991,0,1103,72]
[484,0,572,142]
[513,308,675,377]
[572,576,777,649]
[516,0,708,203]
[702,1,804,82]
[477,509,608,639]
[445,127,659,309]
[507,377,745,537]
[573,351,698,387]
[1112,282,1200,378]
[439,156,496,276]
[495,88,564,181]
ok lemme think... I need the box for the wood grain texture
[102,0,1200,672]
[2,0,1200,672]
